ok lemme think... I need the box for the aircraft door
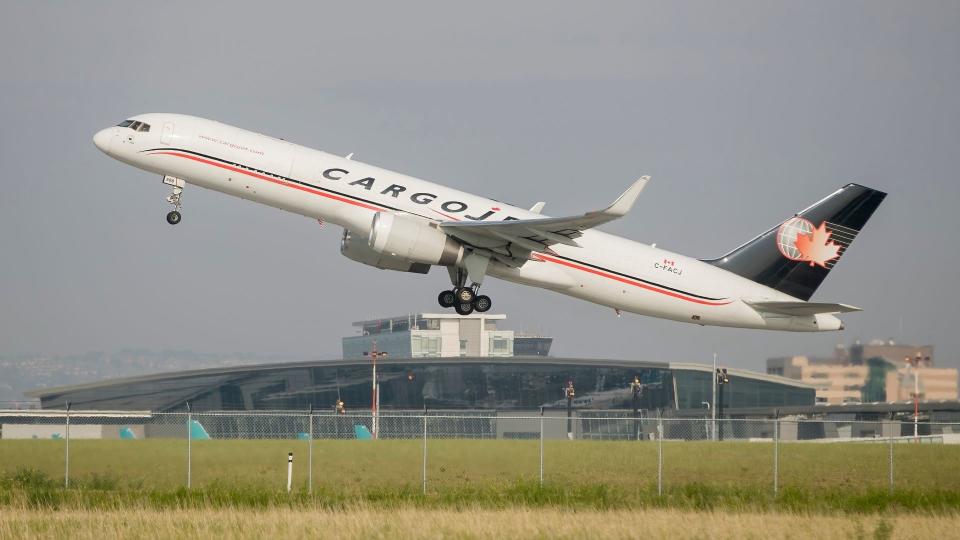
[160,122,175,145]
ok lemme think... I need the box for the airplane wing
[439,176,650,263]
[743,300,861,316]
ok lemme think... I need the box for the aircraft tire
[473,295,492,313]
[166,211,182,225]
[454,302,474,316]
[438,290,456,308]
[456,287,475,304]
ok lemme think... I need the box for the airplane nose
[93,128,113,154]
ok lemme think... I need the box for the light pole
[906,353,926,442]
[716,368,729,441]
[630,375,642,440]
[363,341,388,439]
[564,379,575,440]
[711,353,718,441]
[701,401,711,440]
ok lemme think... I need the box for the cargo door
[160,122,175,145]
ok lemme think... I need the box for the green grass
[0,439,957,513]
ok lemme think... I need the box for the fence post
[421,413,428,495]
[308,405,314,495]
[657,410,663,497]
[888,433,894,494]
[773,416,779,496]
[539,408,544,486]
[64,401,70,488]
[186,402,192,489]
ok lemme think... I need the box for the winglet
[529,202,546,214]
[597,176,650,217]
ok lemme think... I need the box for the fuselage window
[117,120,134,127]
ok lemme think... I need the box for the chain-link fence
[1,410,958,495]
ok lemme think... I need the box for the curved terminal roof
[26,356,813,400]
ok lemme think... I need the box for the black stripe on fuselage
[142,147,404,214]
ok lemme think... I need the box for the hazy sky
[1,2,958,370]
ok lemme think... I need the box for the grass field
[3,507,958,539]
[0,439,958,511]
[2,439,958,538]
[1,438,957,492]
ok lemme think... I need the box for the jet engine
[341,229,432,273]
[368,212,464,266]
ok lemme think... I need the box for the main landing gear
[438,268,492,315]
[163,175,185,225]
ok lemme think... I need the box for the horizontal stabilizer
[744,300,861,316]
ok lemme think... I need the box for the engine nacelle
[368,212,463,266]
[340,229,431,274]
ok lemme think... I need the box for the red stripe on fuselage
[535,254,732,306]
[431,209,462,221]
[150,151,386,212]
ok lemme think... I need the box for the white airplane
[93,114,885,331]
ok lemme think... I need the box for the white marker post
[287,452,293,493]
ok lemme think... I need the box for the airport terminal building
[26,356,815,415]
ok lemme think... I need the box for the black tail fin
[704,183,886,300]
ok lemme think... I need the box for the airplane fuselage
[94,113,843,331]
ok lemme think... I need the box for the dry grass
[0,507,956,539]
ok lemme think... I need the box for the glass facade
[33,358,816,414]
[673,370,814,410]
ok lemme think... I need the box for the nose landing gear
[438,267,493,315]
[162,175,185,225]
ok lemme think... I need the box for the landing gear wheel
[163,176,185,226]
[473,295,492,313]
[438,290,456,308]
[454,302,474,316]
[456,287,475,304]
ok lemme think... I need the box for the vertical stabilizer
[703,183,886,300]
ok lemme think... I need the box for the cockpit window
[115,119,151,132]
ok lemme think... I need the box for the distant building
[342,313,547,359]
[886,366,959,402]
[849,342,934,367]
[767,340,958,404]
[766,356,868,404]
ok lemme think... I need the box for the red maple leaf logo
[794,221,841,268]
